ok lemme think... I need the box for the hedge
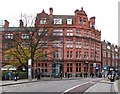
[18,72,28,79]
[2,71,28,80]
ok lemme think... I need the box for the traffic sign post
[28,59,32,81]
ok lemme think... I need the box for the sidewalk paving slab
[84,79,118,93]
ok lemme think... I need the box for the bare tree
[4,13,59,77]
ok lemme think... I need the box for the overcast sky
[0,0,119,45]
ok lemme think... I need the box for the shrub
[18,72,27,79]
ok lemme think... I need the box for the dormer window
[79,17,82,25]
[54,18,62,24]
[40,18,46,24]
[67,19,72,25]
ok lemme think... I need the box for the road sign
[0,19,3,27]
[93,63,96,67]
[28,59,32,65]
[28,59,32,81]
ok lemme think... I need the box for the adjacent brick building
[101,40,120,76]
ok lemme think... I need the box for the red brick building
[0,20,34,69]
[34,7,102,77]
[101,40,120,76]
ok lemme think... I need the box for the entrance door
[90,64,93,75]
[52,63,61,78]
[84,63,88,72]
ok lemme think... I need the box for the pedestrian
[14,72,18,81]
[68,73,70,78]
[84,72,87,78]
[2,74,5,81]
[92,73,94,78]
[8,72,12,80]
[35,69,37,78]
[37,70,41,80]
[65,73,67,78]
[84,72,85,78]
[60,71,62,79]
[80,73,82,77]
[86,72,88,78]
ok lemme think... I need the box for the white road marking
[90,81,96,84]
[4,90,14,92]
[61,81,91,94]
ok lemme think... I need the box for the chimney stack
[89,17,95,29]
[3,20,9,28]
[49,7,53,16]
[74,9,79,15]
[19,20,24,28]
[81,7,83,11]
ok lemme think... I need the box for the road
[2,78,102,93]
[118,79,120,93]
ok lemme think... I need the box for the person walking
[92,72,94,78]
[14,72,18,81]
[8,72,12,80]
[60,71,62,79]
[80,73,82,77]
[37,70,41,80]
[2,74,5,81]
[84,72,85,78]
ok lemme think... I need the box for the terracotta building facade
[34,7,101,77]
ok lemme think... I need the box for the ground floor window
[84,63,88,72]
[90,64,93,73]
[67,63,73,72]
[41,63,47,72]
[76,63,81,72]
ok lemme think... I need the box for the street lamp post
[94,41,97,77]
[62,29,65,78]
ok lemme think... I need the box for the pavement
[84,79,119,93]
[118,79,120,94]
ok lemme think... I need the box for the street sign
[28,59,32,65]
[28,59,32,81]
[0,19,3,27]
[93,63,96,67]
[110,68,113,71]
